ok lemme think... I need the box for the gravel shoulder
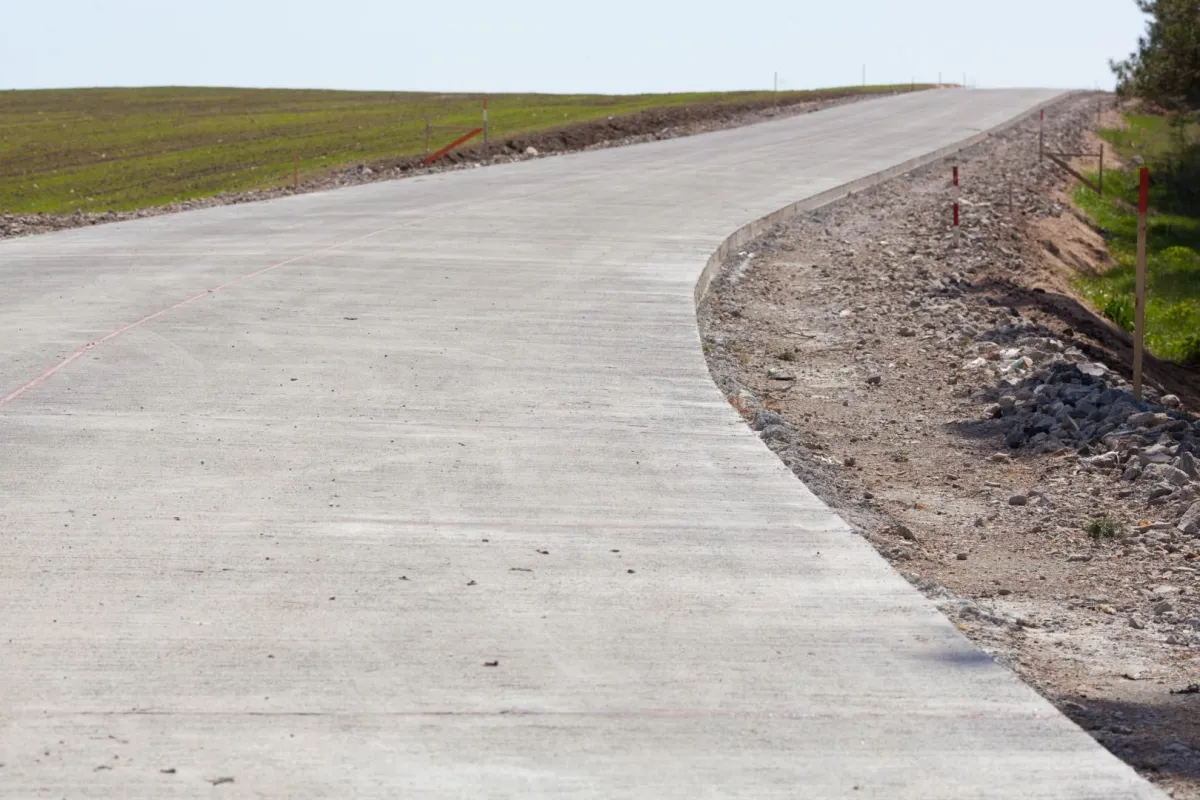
[0,91,895,242]
[699,93,1200,798]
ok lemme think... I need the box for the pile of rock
[970,345,1200,535]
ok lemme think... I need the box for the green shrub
[1084,516,1122,539]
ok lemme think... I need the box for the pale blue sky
[1,0,1146,93]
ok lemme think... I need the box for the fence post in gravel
[1133,166,1149,401]
[1038,110,1045,161]
[952,165,960,247]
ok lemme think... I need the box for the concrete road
[0,90,1161,798]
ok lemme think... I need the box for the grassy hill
[0,85,923,215]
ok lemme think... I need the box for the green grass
[0,85,924,215]
[1074,113,1200,364]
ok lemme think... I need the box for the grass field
[1074,113,1200,364]
[0,85,922,215]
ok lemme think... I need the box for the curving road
[0,90,1162,798]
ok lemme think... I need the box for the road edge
[694,90,1075,306]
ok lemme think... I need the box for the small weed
[1100,293,1135,332]
[1084,515,1122,539]
[776,348,796,362]
[892,453,910,464]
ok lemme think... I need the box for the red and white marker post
[952,165,960,247]
[1133,166,1149,400]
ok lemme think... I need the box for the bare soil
[0,91,893,241]
[700,93,1200,798]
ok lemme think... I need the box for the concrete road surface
[0,90,1162,798]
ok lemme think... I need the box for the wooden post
[1133,167,1149,401]
[482,98,489,157]
[292,154,298,188]
[1038,109,1044,161]
[1098,144,1104,196]
[952,165,960,247]
[425,117,431,158]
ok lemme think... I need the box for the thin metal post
[292,154,298,188]
[482,98,489,156]
[774,71,778,92]
[1133,167,1149,401]
[1098,144,1104,196]
[425,116,430,158]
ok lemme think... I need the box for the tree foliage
[1111,0,1200,111]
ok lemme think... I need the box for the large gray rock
[1148,484,1175,501]
[1180,501,1200,535]
[1084,451,1121,469]
[1138,444,1176,465]
[1028,414,1056,434]
[1005,427,1026,449]
[752,409,784,431]
[1176,451,1198,479]
[1141,463,1191,486]
[1164,466,1193,487]
[1128,411,1172,428]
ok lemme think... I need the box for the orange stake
[424,128,483,165]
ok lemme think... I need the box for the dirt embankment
[700,93,1200,798]
[0,91,900,241]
